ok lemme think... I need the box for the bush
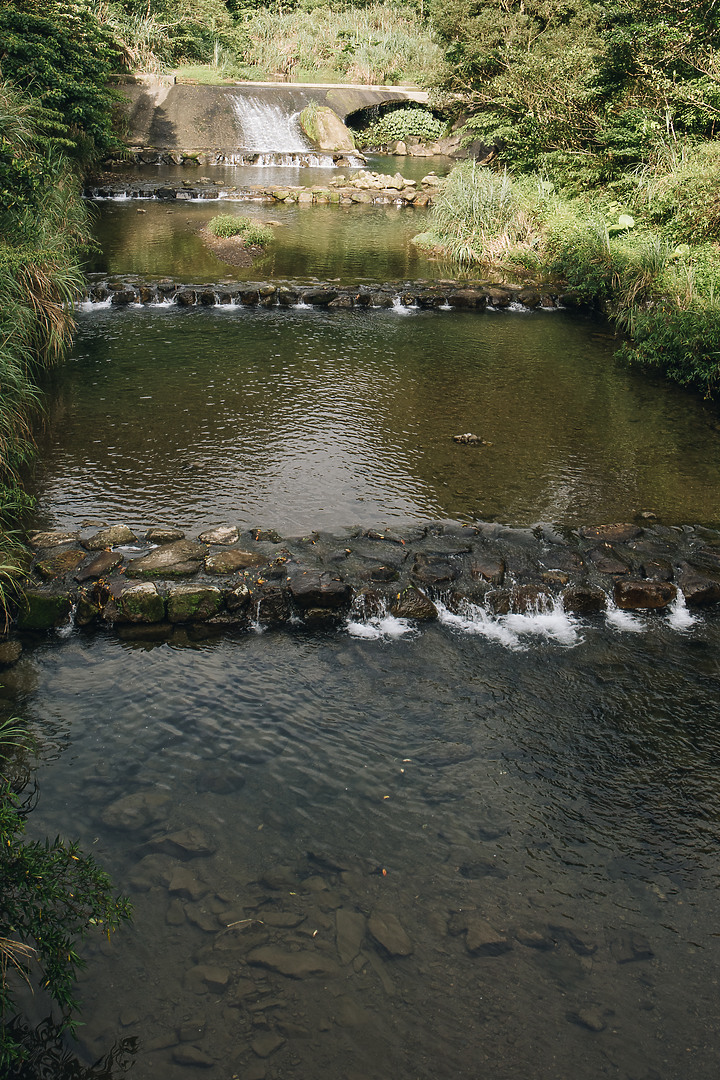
[207,214,273,244]
[355,105,446,148]
[619,303,720,396]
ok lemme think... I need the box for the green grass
[208,214,274,245]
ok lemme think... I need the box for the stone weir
[82,278,579,311]
[5,521,720,654]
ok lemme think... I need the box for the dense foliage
[355,104,446,147]
[0,0,121,163]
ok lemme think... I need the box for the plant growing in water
[207,214,274,245]
[0,721,132,1069]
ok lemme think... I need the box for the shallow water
[29,305,720,535]
[4,615,720,1080]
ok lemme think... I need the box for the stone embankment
[5,521,720,652]
[82,277,576,311]
[86,168,442,207]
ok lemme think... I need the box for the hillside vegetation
[419,0,720,395]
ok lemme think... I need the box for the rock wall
[9,521,720,647]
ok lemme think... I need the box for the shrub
[207,214,273,244]
[355,105,446,148]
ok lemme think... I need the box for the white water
[229,94,313,153]
[436,597,581,650]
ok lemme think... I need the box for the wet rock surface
[10,519,720,639]
[81,275,575,312]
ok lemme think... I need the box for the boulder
[16,592,72,631]
[28,530,80,549]
[35,548,86,580]
[677,566,720,606]
[84,525,137,550]
[205,550,266,574]
[145,526,186,544]
[288,570,352,610]
[115,582,166,624]
[300,105,356,152]
[390,587,437,621]
[127,540,207,578]
[562,585,607,615]
[167,585,223,623]
[613,579,677,610]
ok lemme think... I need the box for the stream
[5,143,720,1080]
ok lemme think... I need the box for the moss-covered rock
[167,584,223,623]
[16,591,72,631]
[116,582,166,623]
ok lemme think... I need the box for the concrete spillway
[119,77,428,154]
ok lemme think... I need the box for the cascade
[229,93,313,153]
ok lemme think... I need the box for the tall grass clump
[208,214,273,245]
[231,4,440,85]
[0,82,92,608]
[414,163,546,266]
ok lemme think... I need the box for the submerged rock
[368,909,413,957]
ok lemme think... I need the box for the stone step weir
[81,278,581,312]
[6,521,720,652]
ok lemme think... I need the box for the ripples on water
[4,616,719,1080]
[30,306,720,535]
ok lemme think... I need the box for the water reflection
[29,306,720,533]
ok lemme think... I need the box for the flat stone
[145,526,185,543]
[288,570,353,610]
[35,548,86,580]
[171,1046,215,1068]
[186,964,230,993]
[168,865,209,900]
[127,540,207,579]
[205,549,266,574]
[336,909,366,964]
[150,827,216,859]
[114,582,166,624]
[198,525,239,545]
[29,530,80,549]
[75,550,123,582]
[580,524,642,543]
[568,1007,607,1032]
[85,525,137,550]
[261,911,306,928]
[464,915,511,956]
[251,1031,285,1058]
[166,897,186,925]
[0,640,22,665]
[368,910,413,957]
[389,587,437,621]
[586,549,630,575]
[611,932,653,964]
[100,790,171,831]
[167,584,223,623]
[613,579,677,610]
[247,945,340,979]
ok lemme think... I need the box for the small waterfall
[229,94,312,153]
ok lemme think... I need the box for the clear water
[4,616,720,1080]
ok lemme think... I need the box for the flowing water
[7,119,720,1079]
[229,95,314,153]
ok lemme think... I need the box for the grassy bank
[105,2,439,85]
[415,158,720,397]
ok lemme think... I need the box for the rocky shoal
[82,277,577,310]
[5,520,720,650]
[85,169,441,207]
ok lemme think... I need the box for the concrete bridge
[118,75,429,152]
